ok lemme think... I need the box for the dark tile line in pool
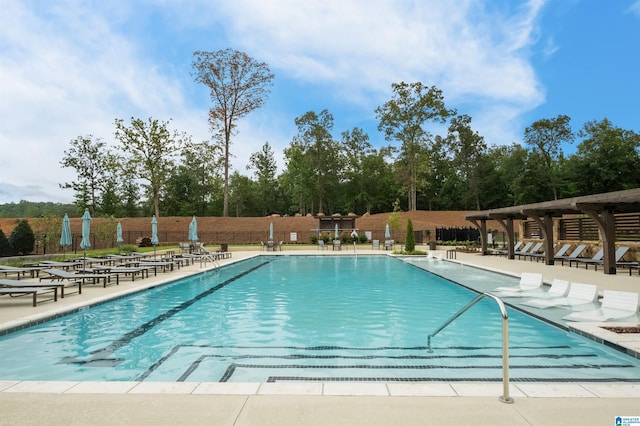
[267,376,640,383]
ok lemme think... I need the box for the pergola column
[469,218,488,255]
[494,217,515,259]
[583,207,617,274]
[529,212,555,265]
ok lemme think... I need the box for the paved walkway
[1,247,639,425]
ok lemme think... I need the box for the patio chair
[555,244,586,265]
[514,242,533,258]
[0,265,43,279]
[571,246,629,271]
[496,278,569,299]
[493,272,543,293]
[384,240,394,251]
[0,278,81,298]
[0,286,58,307]
[372,240,380,250]
[521,282,598,309]
[562,290,639,322]
[318,240,327,250]
[519,242,542,260]
[568,248,603,268]
[39,268,118,288]
[333,239,341,251]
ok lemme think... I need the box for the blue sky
[1,0,639,204]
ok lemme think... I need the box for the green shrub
[119,244,138,254]
[9,219,35,255]
[0,229,11,256]
[310,235,318,244]
[404,218,415,252]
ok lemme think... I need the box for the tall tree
[114,117,189,217]
[248,142,279,215]
[192,49,275,217]
[376,82,455,210]
[280,141,315,215]
[293,110,341,214]
[523,114,573,200]
[60,135,115,215]
[565,118,640,195]
[445,115,488,210]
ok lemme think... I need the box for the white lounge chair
[562,290,639,322]
[521,282,598,309]
[497,278,569,299]
[493,272,543,293]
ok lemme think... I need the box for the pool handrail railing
[426,292,513,404]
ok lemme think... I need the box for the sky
[1,0,639,204]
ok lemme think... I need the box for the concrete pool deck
[1,247,639,425]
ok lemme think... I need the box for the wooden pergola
[465,188,640,274]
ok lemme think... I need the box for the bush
[358,234,368,244]
[9,219,35,255]
[310,235,318,244]
[404,218,415,252]
[0,229,11,256]
[120,244,138,254]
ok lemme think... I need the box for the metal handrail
[427,292,513,404]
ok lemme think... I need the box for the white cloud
[0,0,549,203]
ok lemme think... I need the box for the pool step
[137,344,637,383]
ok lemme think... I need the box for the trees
[248,142,280,215]
[445,115,488,210]
[564,119,640,195]
[523,115,573,200]
[192,49,275,217]
[114,117,189,217]
[292,110,342,214]
[376,82,455,210]
[60,135,116,215]
[9,219,35,255]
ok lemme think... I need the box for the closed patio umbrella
[335,224,339,240]
[80,209,91,269]
[385,223,391,239]
[269,222,273,240]
[151,215,159,258]
[60,214,72,259]
[189,216,198,243]
[116,222,124,251]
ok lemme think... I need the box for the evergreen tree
[9,219,35,255]
[405,218,415,252]
[0,229,11,256]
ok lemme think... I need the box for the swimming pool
[0,255,639,383]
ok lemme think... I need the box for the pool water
[0,255,639,383]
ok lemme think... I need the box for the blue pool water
[0,255,639,383]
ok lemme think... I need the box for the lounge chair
[569,248,603,268]
[0,265,43,279]
[533,243,571,263]
[521,282,598,309]
[555,244,586,265]
[514,242,533,258]
[89,266,149,281]
[562,290,639,322]
[493,272,543,293]
[519,242,542,260]
[497,278,569,299]
[0,278,81,298]
[0,286,58,306]
[318,240,327,251]
[40,268,117,288]
[571,247,629,271]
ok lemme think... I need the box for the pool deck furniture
[333,240,341,251]
[571,246,630,271]
[85,266,150,281]
[493,272,543,293]
[39,268,117,288]
[0,285,57,306]
[0,278,81,298]
[555,244,586,265]
[518,242,542,260]
[384,240,394,250]
[563,289,639,322]
[521,282,598,309]
[0,265,43,279]
[496,278,569,299]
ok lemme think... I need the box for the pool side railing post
[426,292,514,404]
